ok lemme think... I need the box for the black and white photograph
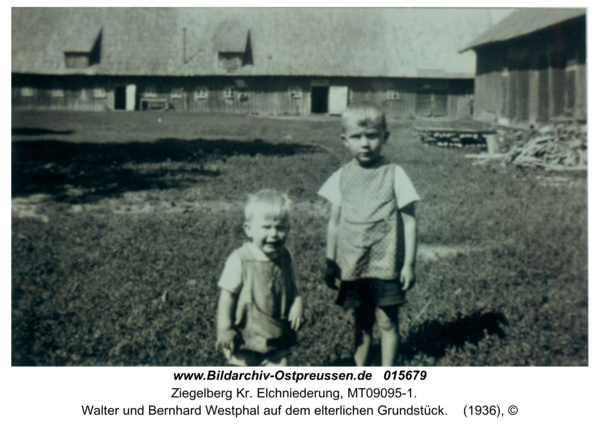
[11,7,588,367]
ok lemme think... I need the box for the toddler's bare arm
[400,203,417,290]
[216,289,237,350]
[288,296,304,331]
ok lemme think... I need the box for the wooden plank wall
[12,74,475,119]
[12,74,108,111]
[472,15,586,125]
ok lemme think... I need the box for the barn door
[416,81,448,117]
[432,91,448,116]
[416,83,433,116]
[114,87,126,110]
[328,86,348,115]
[126,85,136,111]
[516,67,529,122]
[311,86,328,113]
[538,56,551,122]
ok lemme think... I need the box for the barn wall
[12,74,108,111]
[346,77,472,119]
[12,74,474,118]
[473,15,586,125]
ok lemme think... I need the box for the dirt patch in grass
[12,194,51,222]
[418,244,470,261]
[13,188,482,263]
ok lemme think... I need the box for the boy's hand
[216,329,237,352]
[400,265,415,291]
[288,297,304,331]
[324,259,341,290]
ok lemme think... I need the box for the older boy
[318,101,419,366]
[216,189,303,366]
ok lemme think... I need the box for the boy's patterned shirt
[318,158,420,281]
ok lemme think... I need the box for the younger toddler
[216,189,303,366]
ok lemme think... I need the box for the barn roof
[12,8,104,74]
[12,8,501,79]
[460,8,586,52]
[213,20,249,53]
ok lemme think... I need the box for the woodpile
[416,126,492,148]
[467,121,587,171]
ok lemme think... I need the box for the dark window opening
[311,86,328,113]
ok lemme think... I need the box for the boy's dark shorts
[336,278,407,309]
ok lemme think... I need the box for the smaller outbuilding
[461,9,586,126]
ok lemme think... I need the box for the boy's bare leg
[354,307,375,366]
[376,306,400,367]
[354,331,371,366]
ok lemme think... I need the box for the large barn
[12,8,499,118]
[461,9,586,126]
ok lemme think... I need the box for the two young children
[216,101,419,366]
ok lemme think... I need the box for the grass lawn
[11,110,588,366]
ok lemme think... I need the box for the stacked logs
[468,121,587,171]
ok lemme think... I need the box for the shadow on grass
[12,138,318,202]
[400,311,508,361]
[324,311,508,366]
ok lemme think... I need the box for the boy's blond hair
[341,100,387,133]
[244,189,292,223]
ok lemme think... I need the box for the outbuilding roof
[13,8,502,79]
[460,8,586,52]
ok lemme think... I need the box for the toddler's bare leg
[225,349,256,366]
[354,307,375,366]
[265,357,287,367]
[375,305,400,367]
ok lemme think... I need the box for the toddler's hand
[324,259,340,290]
[400,265,415,291]
[216,329,237,352]
[288,297,304,331]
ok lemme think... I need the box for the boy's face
[342,120,389,166]
[244,205,289,259]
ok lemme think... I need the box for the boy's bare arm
[216,289,237,350]
[400,203,417,290]
[324,204,342,289]
[326,204,341,260]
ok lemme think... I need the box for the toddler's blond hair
[244,189,292,224]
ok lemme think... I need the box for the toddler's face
[244,206,289,258]
[342,120,388,166]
